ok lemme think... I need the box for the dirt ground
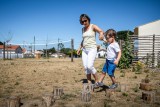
[0,58,160,107]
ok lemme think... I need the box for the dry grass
[0,58,160,106]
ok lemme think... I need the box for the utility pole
[58,38,60,53]
[34,36,35,54]
[3,42,5,60]
[46,35,48,58]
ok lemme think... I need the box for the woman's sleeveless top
[82,24,96,49]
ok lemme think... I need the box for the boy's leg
[99,61,107,83]
[107,60,117,88]
[99,72,106,83]
[109,76,116,84]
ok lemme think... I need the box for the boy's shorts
[102,59,116,77]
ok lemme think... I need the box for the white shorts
[82,48,97,74]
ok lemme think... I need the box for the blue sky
[0,0,160,50]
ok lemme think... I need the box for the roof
[0,45,22,50]
[135,19,160,28]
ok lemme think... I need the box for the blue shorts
[102,59,116,77]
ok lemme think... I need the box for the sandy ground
[0,58,160,107]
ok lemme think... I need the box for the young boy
[97,29,121,89]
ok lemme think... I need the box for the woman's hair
[79,14,91,25]
[105,29,117,38]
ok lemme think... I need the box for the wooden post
[139,83,152,91]
[157,51,160,67]
[140,78,152,91]
[42,93,55,107]
[71,39,74,62]
[53,87,63,99]
[146,53,149,67]
[142,91,155,103]
[120,84,128,92]
[3,42,5,60]
[6,96,21,107]
[152,34,155,68]
[83,83,94,92]
[81,91,91,102]
[105,89,115,99]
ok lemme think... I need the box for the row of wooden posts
[5,81,160,107]
[6,87,63,107]
[139,78,160,103]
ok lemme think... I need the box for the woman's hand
[77,49,81,55]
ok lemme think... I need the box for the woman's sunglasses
[81,20,87,24]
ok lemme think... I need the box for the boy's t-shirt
[107,42,120,60]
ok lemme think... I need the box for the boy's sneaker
[109,83,118,89]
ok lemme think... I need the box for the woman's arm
[77,37,83,55]
[92,24,104,40]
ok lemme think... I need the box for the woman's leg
[87,48,98,83]
[82,49,92,83]
[87,74,92,83]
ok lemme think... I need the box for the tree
[0,41,3,45]
[118,30,134,69]
[58,43,64,51]
[48,47,56,53]
[116,30,134,41]
[60,48,71,55]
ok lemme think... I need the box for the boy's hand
[114,60,119,65]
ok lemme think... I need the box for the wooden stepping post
[6,96,21,107]
[83,83,94,92]
[53,87,63,99]
[120,84,128,92]
[142,91,155,103]
[105,89,115,99]
[139,83,152,91]
[42,93,55,107]
[81,91,91,102]
[140,78,152,91]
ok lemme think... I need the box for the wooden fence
[119,34,160,68]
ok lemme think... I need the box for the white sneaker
[98,82,104,87]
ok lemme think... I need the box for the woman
[77,14,104,84]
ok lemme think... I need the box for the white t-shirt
[107,42,121,60]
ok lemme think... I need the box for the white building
[134,20,160,35]
[134,19,160,66]
[96,45,107,58]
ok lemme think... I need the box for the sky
[0,0,160,50]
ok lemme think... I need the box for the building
[0,45,23,59]
[96,45,107,58]
[134,19,160,66]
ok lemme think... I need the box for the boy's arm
[114,50,121,65]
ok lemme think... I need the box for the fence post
[146,53,149,67]
[3,42,5,60]
[152,34,155,68]
[158,51,160,67]
[71,39,74,62]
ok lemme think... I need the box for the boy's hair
[79,14,91,25]
[104,29,117,38]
